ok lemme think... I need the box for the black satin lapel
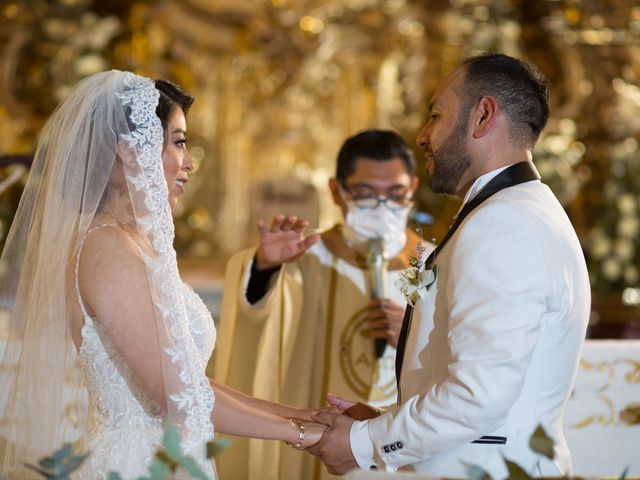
[425,162,540,270]
[395,304,414,397]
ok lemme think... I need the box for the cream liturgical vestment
[214,226,430,480]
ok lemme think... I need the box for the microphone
[366,238,389,358]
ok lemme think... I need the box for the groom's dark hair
[336,129,416,181]
[458,53,550,149]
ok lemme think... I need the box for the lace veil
[0,70,215,477]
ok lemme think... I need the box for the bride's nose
[183,150,194,172]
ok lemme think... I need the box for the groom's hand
[326,392,356,411]
[308,409,358,475]
[327,393,381,421]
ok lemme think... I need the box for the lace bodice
[77,283,216,425]
[73,230,217,479]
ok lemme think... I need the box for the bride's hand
[288,406,339,422]
[287,418,327,450]
[300,420,327,450]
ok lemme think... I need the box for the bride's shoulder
[78,225,146,277]
[84,224,142,253]
[77,225,150,311]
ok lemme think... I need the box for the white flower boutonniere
[394,229,437,306]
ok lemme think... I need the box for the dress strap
[74,224,119,321]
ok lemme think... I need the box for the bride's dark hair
[154,79,194,133]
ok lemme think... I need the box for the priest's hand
[308,409,358,475]
[366,298,405,348]
[255,214,320,270]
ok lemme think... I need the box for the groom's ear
[471,95,499,139]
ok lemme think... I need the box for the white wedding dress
[72,227,217,479]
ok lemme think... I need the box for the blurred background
[1,0,639,337]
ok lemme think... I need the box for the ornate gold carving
[567,394,617,428]
[578,357,640,391]
[567,357,640,429]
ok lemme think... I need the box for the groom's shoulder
[463,194,539,232]
[471,183,564,225]
[459,186,580,264]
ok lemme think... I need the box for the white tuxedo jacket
[352,168,591,478]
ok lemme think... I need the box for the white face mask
[342,202,411,258]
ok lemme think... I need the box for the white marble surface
[564,339,640,477]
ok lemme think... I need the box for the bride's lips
[175,178,188,193]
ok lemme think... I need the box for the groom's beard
[428,117,472,195]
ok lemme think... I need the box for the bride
[0,71,324,479]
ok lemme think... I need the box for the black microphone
[366,238,389,358]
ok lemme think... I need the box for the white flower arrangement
[395,232,437,306]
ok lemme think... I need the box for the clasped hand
[297,394,382,475]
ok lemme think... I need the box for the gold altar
[1,0,639,332]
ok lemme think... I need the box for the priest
[214,130,434,480]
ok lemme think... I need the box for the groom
[308,53,591,478]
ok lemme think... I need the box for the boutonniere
[394,229,437,306]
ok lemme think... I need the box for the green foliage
[619,403,640,426]
[33,422,232,480]
[177,457,209,480]
[120,423,210,480]
[146,459,173,479]
[504,459,533,480]
[462,461,492,480]
[463,423,632,479]
[25,443,88,480]
[528,425,554,460]
[206,438,231,458]
[162,423,182,460]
